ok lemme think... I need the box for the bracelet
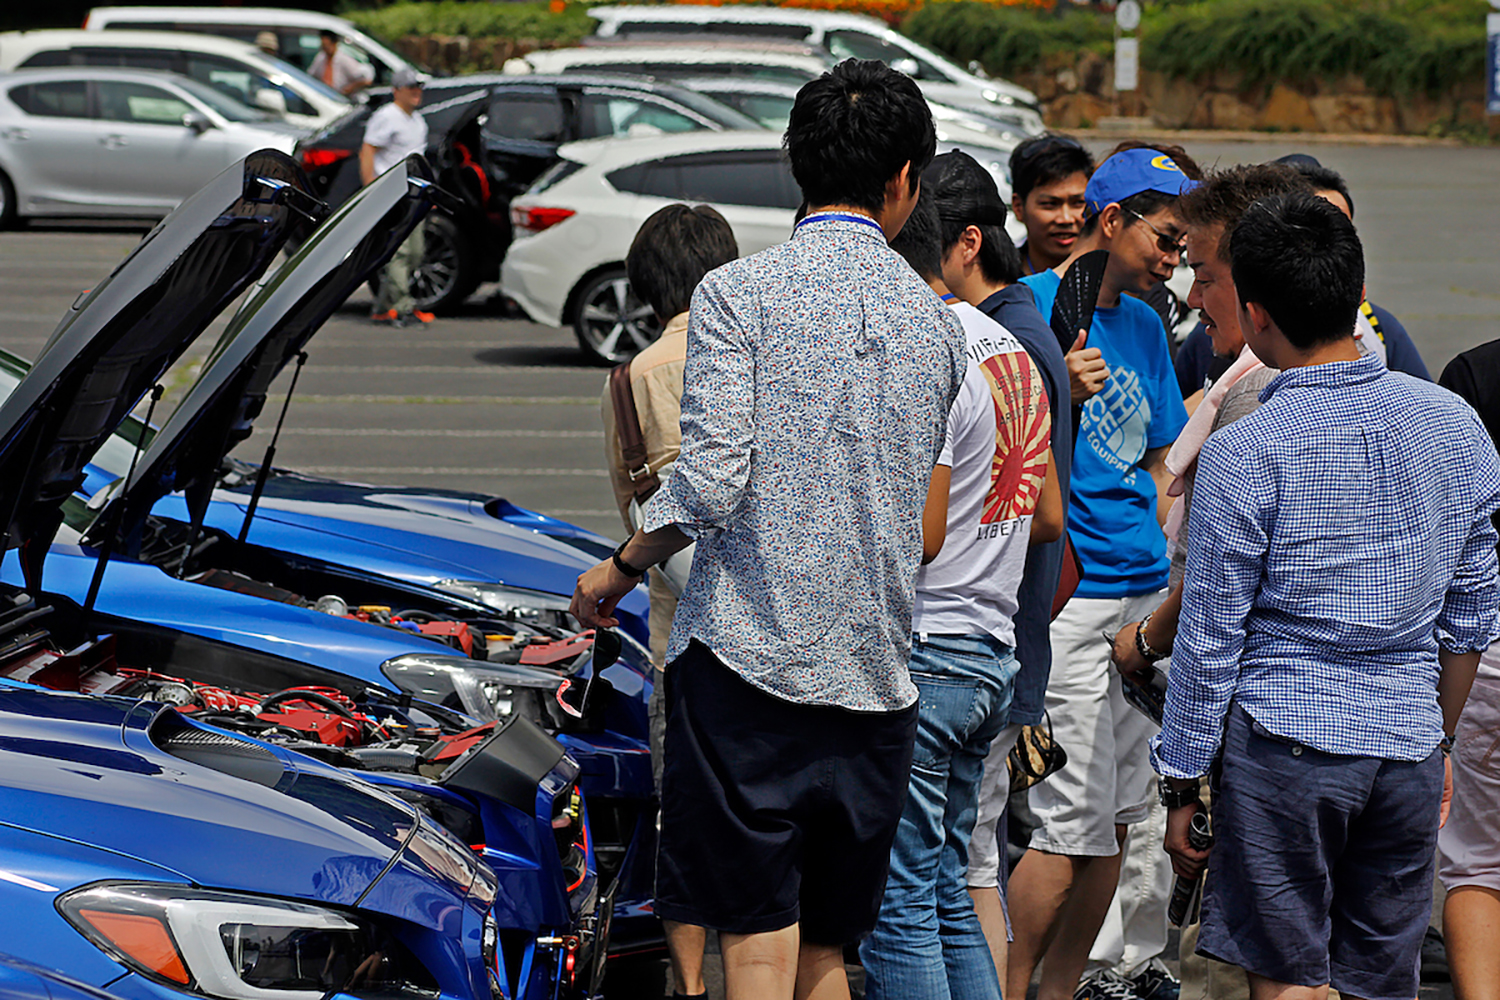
[611,540,646,579]
[1441,733,1457,755]
[1135,612,1168,663]
[1157,777,1200,810]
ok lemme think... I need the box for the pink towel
[1163,345,1265,543]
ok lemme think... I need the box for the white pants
[1086,793,1174,977]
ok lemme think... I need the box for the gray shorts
[1199,705,1443,1000]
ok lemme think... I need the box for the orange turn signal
[77,909,190,985]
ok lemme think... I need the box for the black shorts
[655,639,918,944]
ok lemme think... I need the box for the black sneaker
[1129,959,1180,1000]
[1074,971,1140,1000]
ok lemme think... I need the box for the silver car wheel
[572,269,661,365]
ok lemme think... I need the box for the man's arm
[1142,444,1173,529]
[1031,448,1063,545]
[921,465,952,564]
[358,143,378,186]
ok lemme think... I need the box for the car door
[91,79,232,214]
[1,79,99,212]
[479,87,569,197]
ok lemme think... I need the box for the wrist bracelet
[611,540,646,579]
[1158,777,1200,810]
[1135,612,1168,663]
[1441,733,1457,755]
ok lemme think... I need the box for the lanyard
[796,211,884,235]
[940,293,959,304]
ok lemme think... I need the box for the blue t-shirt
[1022,269,1188,597]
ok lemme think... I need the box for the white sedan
[0,66,304,224]
[501,130,798,364]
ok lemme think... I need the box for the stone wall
[1017,51,1493,136]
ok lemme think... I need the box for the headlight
[982,88,1015,106]
[58,883,437,999]
[434,580,580,631]
[381,652,561,722]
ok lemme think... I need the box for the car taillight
[301,148,352,171]
[511,206,576,233]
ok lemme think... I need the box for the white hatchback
[501,130,798,364]
[0,66,303,223]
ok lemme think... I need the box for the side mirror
[253,88,288,116]
[181,111,212,134]
[891,57,921,78]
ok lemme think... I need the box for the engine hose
[394,609,444,624]
[260,688,358,720]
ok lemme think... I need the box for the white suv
[0,30,349,130]
[590,5,1042,134]
[501,130,798,364]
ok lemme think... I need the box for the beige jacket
[599,312,688,668]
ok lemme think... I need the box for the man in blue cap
[1005,146,1196,1000]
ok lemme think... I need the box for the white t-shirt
[363,103,428,176]
[913,301,1052,645]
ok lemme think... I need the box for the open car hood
[90,155,457,556]
[0,151,321,591]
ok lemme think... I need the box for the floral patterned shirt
[643,214,967,712]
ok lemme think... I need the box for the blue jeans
[861,633,1019,1000]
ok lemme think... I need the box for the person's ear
[1011,192,1026,222]
[886,161,914,203]
[962,225,982,267]
[1240,299,1272,338]
[1098,203,1124,241]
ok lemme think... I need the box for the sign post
[1115,0,1141,95]
[1488,10,1500,115]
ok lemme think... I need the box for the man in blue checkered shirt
[1149,191,1500,1000]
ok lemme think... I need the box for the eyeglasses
[1122,207,1187,256]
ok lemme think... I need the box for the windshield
[173,76,274,123]
[658,87,763,130]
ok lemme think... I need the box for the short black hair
[785,59,936,215]
[936,216,1021,286]
[889,188,942,282]
[319,29,339,41]
[1178,163,1311,261]
[1288,162,1355,219]
[626,204,738,322]
[1010,133,1094,203]
[1229,191,1364,351]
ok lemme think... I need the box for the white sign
[1116,36,1140,92]
[1116,0,1142,32]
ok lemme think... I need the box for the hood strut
[235,350,309,547]
[84,384,164,619]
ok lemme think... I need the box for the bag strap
[608,362,660,504]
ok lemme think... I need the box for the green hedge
[901,3,1112,81]
[902,0,1487,97]
[342,1,594,45]
[1140,0,1487,96]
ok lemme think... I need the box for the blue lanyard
[940,292,959,304]
[796,211,884,235]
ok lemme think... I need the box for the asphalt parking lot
[0,135,1489,998]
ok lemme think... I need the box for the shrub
[902,2,1112,79]
[342,1,595,45]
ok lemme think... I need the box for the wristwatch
[1440,733,1457,756]
[1157,777,1200,810]
[611,540,646,579]
[1135,613,1169,664]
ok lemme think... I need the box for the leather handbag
[1008,713,1068,794]
[608,362,693,596]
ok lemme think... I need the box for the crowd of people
[570,58,1500,1000]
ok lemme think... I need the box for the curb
[1072,127,1466,148]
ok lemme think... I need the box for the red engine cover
[256,707,363,747]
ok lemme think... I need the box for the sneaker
[370,309,399,324]
[1074,970,1139,1000]
[1129,959,1180,1000]
[411,310,436,323]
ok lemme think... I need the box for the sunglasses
[1123,207,1187,256]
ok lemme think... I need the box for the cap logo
[1151,155,1183,175]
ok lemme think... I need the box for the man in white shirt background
[310,30,373,96]
[360,68,433,328]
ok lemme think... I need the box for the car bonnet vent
[151,710,286,788]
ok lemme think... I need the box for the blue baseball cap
[1083,147,1198,218]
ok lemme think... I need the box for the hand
[1440,753,1453,828]
[570,559,637,629]
[1163,800,1210,880]
[1066,329,1108,403]
[1112,621,1151,679]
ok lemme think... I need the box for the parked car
[83,5,417,87]
[294,72,760,313]
[679,75,1019,196]
[502,130,799,363]
[0,66,305,225]
[0,30,350,130]
[0,680,501,1000]
[515,41,831,89]
[590,4,1043,133]
[0,151,662,984]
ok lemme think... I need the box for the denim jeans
[861,633,1019,1000]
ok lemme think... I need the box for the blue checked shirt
[1152,353,1500,778]
[642,214,966,712]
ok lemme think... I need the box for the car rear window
[486,92,565,142]
[609,149,799,210]
[8,80,89,118]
